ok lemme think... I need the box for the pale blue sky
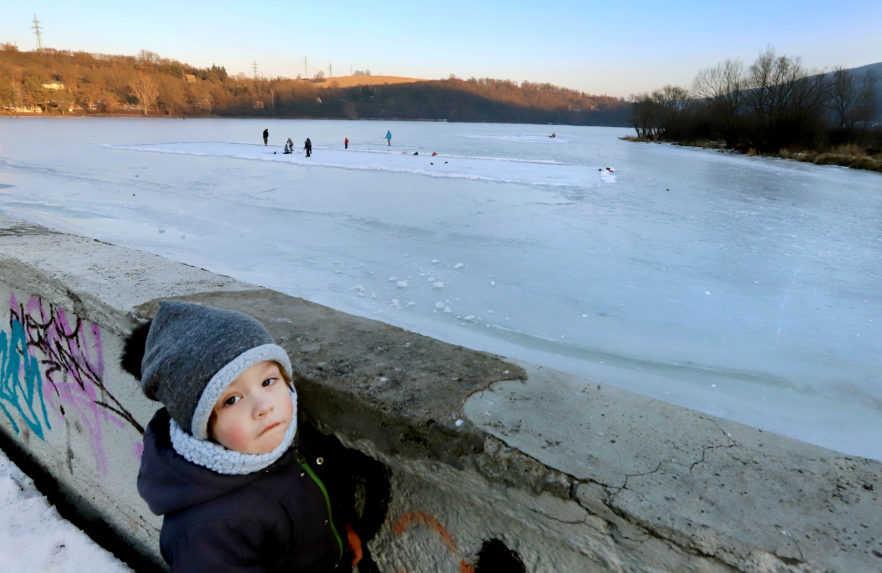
[3,1,881,97]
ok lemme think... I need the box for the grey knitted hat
[140,301,293,440]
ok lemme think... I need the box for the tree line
[0,45,630,125]
[630,49,880,167]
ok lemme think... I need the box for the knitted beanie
[122,301,297,474]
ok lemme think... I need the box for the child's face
[208,360,294,454]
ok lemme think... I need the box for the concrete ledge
[1,215,880,572]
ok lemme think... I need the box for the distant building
[184,73,197,83]
[253,100,264,110]
[41,81,65,91]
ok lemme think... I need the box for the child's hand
[346,523,363,566]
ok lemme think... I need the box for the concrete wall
[1,214,880,572]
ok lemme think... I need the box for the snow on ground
[1,118,881,460]
[0,450,131,572]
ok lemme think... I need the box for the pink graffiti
[10,293,142,476]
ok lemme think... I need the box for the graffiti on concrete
[8,293,143,475]
[0,313,51,438]
[393,511,475,573]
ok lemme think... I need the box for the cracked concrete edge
[463,362,882,571]
[345,435,739,573]
[133,289,528,466]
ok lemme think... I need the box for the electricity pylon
[32,14,43,51]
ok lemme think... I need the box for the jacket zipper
[299,460,344,561]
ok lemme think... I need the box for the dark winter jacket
[138,408,344,572]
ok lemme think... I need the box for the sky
[2,1,881,97]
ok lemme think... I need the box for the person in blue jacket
[122,302,363,572]
[385,130,392,146]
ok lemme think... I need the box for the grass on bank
[621,137,882,174]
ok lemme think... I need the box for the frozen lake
[1,117,880,460]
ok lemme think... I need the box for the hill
[0,46,630,125]
[315,75,422,88]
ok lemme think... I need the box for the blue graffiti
[0,318,51,438]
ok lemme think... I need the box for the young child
[121,301,361,572]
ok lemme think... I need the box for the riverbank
[621,136,882,174]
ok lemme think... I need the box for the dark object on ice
[304,137,312,157]
[444,161,448,164]
[345,137,349,150]
[413,151,419,156]
[550,132,556,138]
[263,128,269,145]
[474,538,527,573]
[430,162,434,165]
[284,138,294,154]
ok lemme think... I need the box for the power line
[32,14,43,51]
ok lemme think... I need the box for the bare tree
[137,50,161,64]
[630,93,660,138]
[130,73,158,115]
[694,59,744,139]
[829,66,857,129]
[854,70,878,129]
[746,48,806,119]
[694,60,743,102]
[630,86,689,139]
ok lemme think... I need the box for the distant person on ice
[122,302,363,571]
[304,137,312,157]
[385,130,392,146]
[263,128,269,145]
[344,137,349,150]
[284,138,294,154]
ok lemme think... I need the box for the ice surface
[109,140,614,189]
[1,117,881,460]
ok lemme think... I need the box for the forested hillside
[0,45,630,125]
